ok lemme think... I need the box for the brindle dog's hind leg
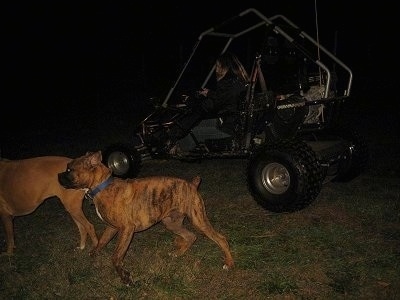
[187,197,234,270]
[162,210,197,257]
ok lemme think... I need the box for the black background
[2,1,398,158]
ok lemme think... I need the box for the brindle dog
[58,151,234,286]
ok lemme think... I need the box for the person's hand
[181,94,190,102]
[197,88,209,97]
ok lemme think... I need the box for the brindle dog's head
[58,151,108,190]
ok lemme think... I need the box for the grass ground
[1,78,399,299]
[1,153,399,299]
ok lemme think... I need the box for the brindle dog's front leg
[90,226,117,256]
[112,227,135,286]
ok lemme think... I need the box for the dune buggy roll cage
[161,7,353,108]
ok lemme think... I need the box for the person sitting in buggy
[165,51,249,152]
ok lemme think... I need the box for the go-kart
[102,8,369,213]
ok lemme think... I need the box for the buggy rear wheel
[247,139,324,212]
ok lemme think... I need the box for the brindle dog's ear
[87,151,102,166]
[95,151,103,162]
[84,151,100,158]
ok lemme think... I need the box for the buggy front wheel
[102,144,142,179]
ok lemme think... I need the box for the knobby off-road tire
[102,144,142,179]
[247,139,325,213]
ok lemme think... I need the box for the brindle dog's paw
[120,269,133,286]
[223,260,234,270]
[168,250,178,258]
[89,248,98,257]
[168,249,186,258]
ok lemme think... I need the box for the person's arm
[206,78,241,112]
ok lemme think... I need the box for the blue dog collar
[86,176,114,200]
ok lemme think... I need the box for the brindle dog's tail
[190,176,202,189]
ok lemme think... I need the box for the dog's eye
[66,168,72,173]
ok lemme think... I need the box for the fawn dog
[0,156,98,255]
[58,151,234,286]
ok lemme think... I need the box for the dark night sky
[2,1,397,132]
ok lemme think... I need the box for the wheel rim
[107,151,130,176]
[261,162,290,194]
